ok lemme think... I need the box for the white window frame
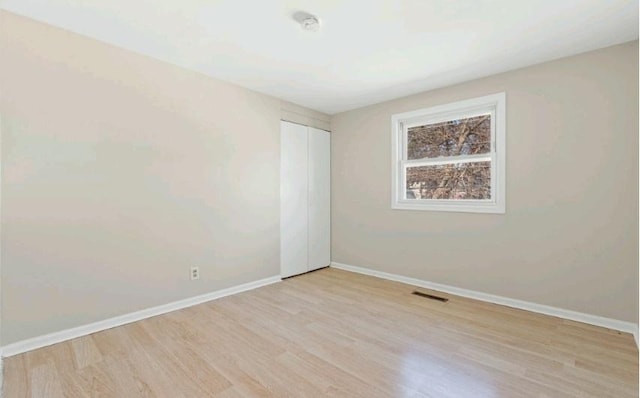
[391,92,506,214]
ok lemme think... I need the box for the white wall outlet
[190,266,200,280]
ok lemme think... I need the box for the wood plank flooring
[4,268,638,397]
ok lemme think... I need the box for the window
[391,93,505,213]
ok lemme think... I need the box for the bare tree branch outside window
[406,115,491,200]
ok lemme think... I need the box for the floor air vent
[412,291,449,302]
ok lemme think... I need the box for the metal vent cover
[412,291,448,302]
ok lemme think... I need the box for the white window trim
[391,92,506,214]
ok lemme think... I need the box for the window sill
[391,200,505,214]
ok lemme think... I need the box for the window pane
[406,161,491,200]
[407,114,491,160]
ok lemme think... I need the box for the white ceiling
[2,0,638,114]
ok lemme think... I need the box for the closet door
[307,127,331,271]
[280,121,309,278]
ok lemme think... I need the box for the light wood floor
[4,268,638,397]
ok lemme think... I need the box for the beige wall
[0,12,329,344]
[331,41,639,323]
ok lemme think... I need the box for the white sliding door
[308,127,331,271]
[280,121,309,278]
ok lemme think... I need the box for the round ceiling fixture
[301,15,320,32]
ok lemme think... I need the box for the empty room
[0,0,638,397]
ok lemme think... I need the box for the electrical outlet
[190,266,200,280]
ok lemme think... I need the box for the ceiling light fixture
[300,15,320,32]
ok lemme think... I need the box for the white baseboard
[331,262,639,343]
[1,264,636,360]
[1,275,281,358]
